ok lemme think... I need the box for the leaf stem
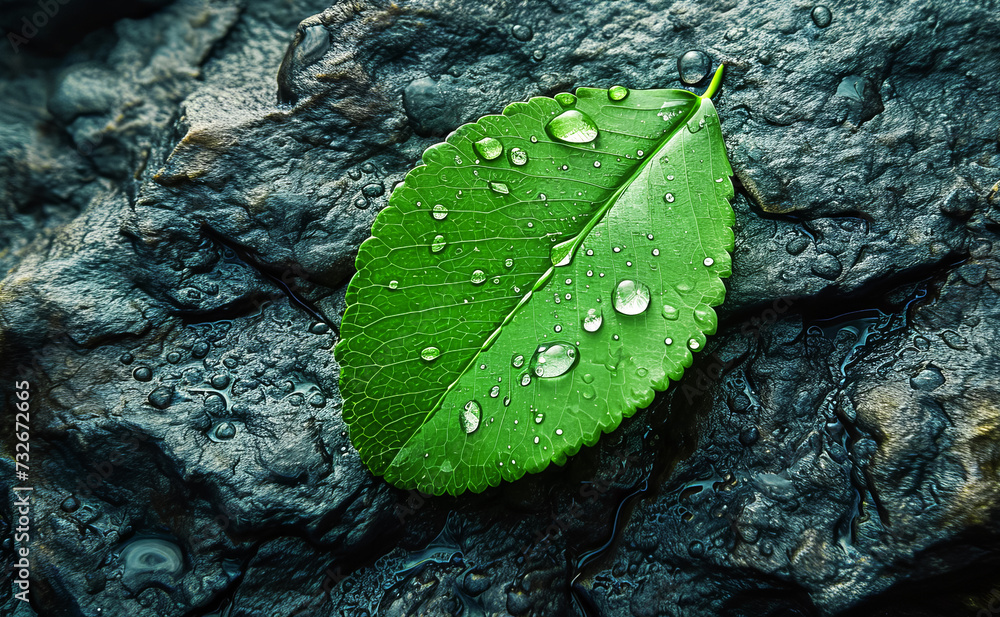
[702,64,725,100]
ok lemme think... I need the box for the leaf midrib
[392,94,707,466]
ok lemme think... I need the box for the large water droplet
[432,204,448,220]
[430,234,446,253]
[583,308,603,332]
[530,342,579,378]
[460,400,481,434]
[545,109,599,144]
[471,270,487,284]
[694,305,716,330]
[608,85,629,101]
[678,50,711,85]
[509,147,528,166]
[421,346,440,361]
[474,137,504,160]
[613,280,651,315]
[811,5,832,28]
[662,304,679,320]
[120,538,184,583]
[490,182,510,194]
[388,280,399,290]
[555,92,576,107]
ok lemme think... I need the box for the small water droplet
[474,137,504,160]
[534,413,544,424]
[613,246,621,253]
[554,325,562,333]
[534,436,540,444]
[471,270,487,284]
[388,280,399,289]
[210,421,237,442]
[530,342,579,378]
[461,400,482,434]
[545,109,599,144]
[521,373,532,386]
[811,5,833,28]
[704,257,715,267]
[512,354,525,368]
[664,193,675,203]
[637,150,644,157]
[490,182,510,194]
[539,193,547,201]
[586,249,594,256]
[583,308,603,332]
[432,204,448,220]
[431,234,446,253]
[613,280,652,315]
[652,249,660,256]
[503,395,511,407]
[421,346,440,361]
[688,339,701,350]
[490,385,500,398]
[608,85,629,101]
[556,429,563,436]
[582,373,594,384]
[505,258,514,268]
[530,135,538,143]
[509,147,528,166]
[662,305,679,320]
[694,305,716,330]
[555,92,576,106]
[133,367,152,381]
[665,337,673,345]
[678,50,711,85]
[532,49,546,62]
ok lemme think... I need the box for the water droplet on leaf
[555,92,576,107]
[421,346,440,361]
[431,235,446,253]
[608,85,629,101]
[583,308,603,332]
[474,137,503,160]
[461,400,482,434]
[613,280,651,315]
[545,109,599,144]
[509,147,528,166]
[432,204,448,220]
[530,342,579,378]
[471,270,487,284]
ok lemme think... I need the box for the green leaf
[336,68,735,496]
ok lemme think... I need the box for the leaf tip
[702,63,725,100]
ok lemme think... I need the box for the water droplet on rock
[678,50,711,85]
[811,5,833,28]
[133,367,152,382]
[511,24,533,41]
[209,421,237,441]
[613,280,651,315]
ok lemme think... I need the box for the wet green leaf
[336,67,734,495]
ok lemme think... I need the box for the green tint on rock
[337,67,735,496]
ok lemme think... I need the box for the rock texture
[2,0,999,616]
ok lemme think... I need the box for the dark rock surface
[2,0,999,616]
